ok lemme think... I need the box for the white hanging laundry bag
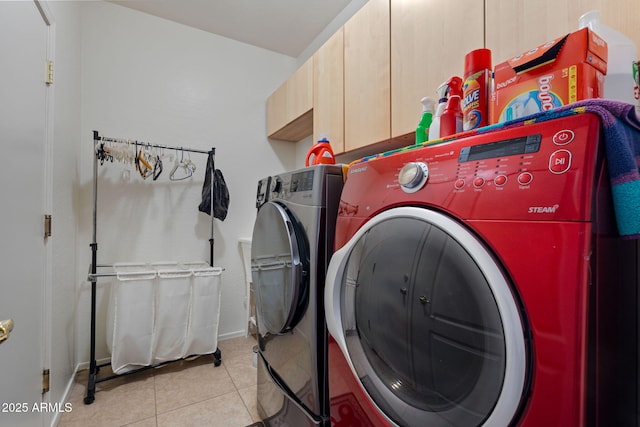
[107,263,156,374]
[151,262,192,364]
[107,261,223,372]
[183,263,223,356]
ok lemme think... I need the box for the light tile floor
[59,336,260,427]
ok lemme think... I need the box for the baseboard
[218,329,248,341]
[75,356,111,372]
[49,359,107,427]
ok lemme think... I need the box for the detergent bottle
[579,10,638,104]
[415,97,435,145]
[439,76,464,138]
[305,136,336,166]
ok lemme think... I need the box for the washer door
[325,207,528,427]
[252,201,310,335]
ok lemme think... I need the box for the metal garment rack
[84,131,220,405]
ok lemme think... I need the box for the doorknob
[0,319,14,344]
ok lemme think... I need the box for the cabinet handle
[400,287,408,295]
[418,295,429,304]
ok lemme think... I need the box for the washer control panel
[396,126,587,194]
[266,165,344,206]
[453,133,542,191]
[344,113,601,221]
[255,176,271,208]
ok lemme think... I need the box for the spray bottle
[428,81,450,141]
[305,135,336,166]
[439,76,464,138]
[415,97,435,145]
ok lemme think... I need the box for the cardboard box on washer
[491,27,608,124]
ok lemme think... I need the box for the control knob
[398,162,429,193]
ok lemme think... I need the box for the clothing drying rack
[84,131,220,405]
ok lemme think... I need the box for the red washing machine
[324,113,639,427]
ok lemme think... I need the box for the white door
[0,1,48,426]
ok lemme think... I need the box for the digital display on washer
[290,170,315,192]
[458,134,542,162]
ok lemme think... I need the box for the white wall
[76,1,298,364]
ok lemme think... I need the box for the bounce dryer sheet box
[491,27,608,124]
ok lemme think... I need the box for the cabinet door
[486,0,600,64]
[601,2,640,51]
[266,82,287,137]
[344,0,390,152]
[314,27,345,154]
[266,57,313,141]
[391,0,484,139]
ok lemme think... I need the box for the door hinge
[44,214,52,238]
[46,60,53,85]
[42,369,50,395]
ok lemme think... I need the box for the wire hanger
[153,153,163,181]
[170,148,195,181]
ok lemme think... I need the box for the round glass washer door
[251,201,310,335]
[325,207,528,427]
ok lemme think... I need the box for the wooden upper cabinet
[600,1,640,51]
[266,0,639,150]
[266,57,313,141]
[344,0,391,152]
[485,0,600,65]
[486,0,640,76]
[391,0,484,139]
[314,28,345,154]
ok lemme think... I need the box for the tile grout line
[61,337,258,426]
[223,358,255,422]
[223,339,258,423]
[153,369,159,427]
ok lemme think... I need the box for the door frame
[35,0,54,422]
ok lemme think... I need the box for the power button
[553,130,574,145]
